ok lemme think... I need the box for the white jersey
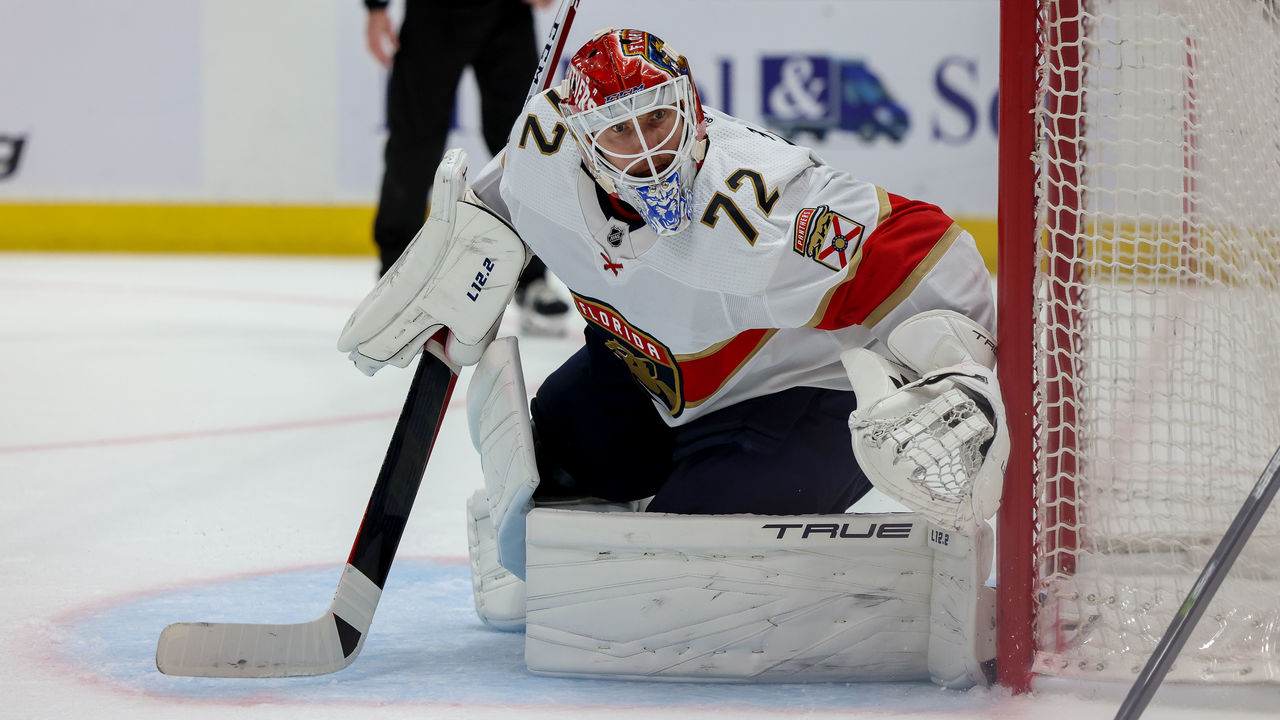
[473,89,993,427]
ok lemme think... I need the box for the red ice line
[0,405,453,455]
[3,277,362,308]
[4,276,556,455]
[0,379,548,455]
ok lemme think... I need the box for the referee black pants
[373,0,547,281]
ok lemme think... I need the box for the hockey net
[998,0,1280,689]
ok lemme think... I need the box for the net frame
[997,0,1280,693]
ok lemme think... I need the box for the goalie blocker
[338,148,530,374]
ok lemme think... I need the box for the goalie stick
[156,350,456,677]
[1114,442,1280,720]
[529,0,580,99]
[155,0,581,677]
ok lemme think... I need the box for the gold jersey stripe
[861,222,963,328]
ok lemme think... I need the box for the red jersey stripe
[807,191,960,330]
[675,328,778,407]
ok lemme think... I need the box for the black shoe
[514,278,569,336]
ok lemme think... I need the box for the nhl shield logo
[793,205,865,271]
[606,223,626,247]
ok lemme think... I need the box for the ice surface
[0,253,1270,719]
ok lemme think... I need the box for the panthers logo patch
[793,205,865,271]
[572,293,685,417]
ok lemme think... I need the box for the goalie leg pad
[927,520,996,688]
[466,490,644,632]
[466,489,527,631]
[522,508,994,686]
[466,336,540,579]
[523,509,936,683]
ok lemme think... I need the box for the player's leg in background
[529,326,676,503]
[472,0,570,333]
[372,2,470,276]
[512,257,570,335]
[471,0,537,157]
[647,387,874,515]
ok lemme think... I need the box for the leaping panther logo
[604,339,679,410]
[573,293,686,417]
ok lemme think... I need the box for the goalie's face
[561,28,706,236]
[589,99,684,179]
[567,76,702,235]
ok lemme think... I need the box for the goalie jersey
[473,89,993,427]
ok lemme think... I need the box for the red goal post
[996,0,1280,693]
[995,0,1039,693]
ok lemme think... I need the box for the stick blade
[156,564,381,677]
[156,613,363,677]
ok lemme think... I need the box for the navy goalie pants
[530,326,873,515]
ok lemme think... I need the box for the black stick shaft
[344,0,580,590]
[528,0,579,98]
[1115,444,1280,720]
[346,353,457,588]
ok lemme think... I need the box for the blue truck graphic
[761,56,909,143]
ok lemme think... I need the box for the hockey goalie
[338,27,1007,687]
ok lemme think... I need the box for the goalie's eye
[606,109,670,136]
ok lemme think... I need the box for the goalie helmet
[560,28,707,236]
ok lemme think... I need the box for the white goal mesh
[1029,0,1280,683]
